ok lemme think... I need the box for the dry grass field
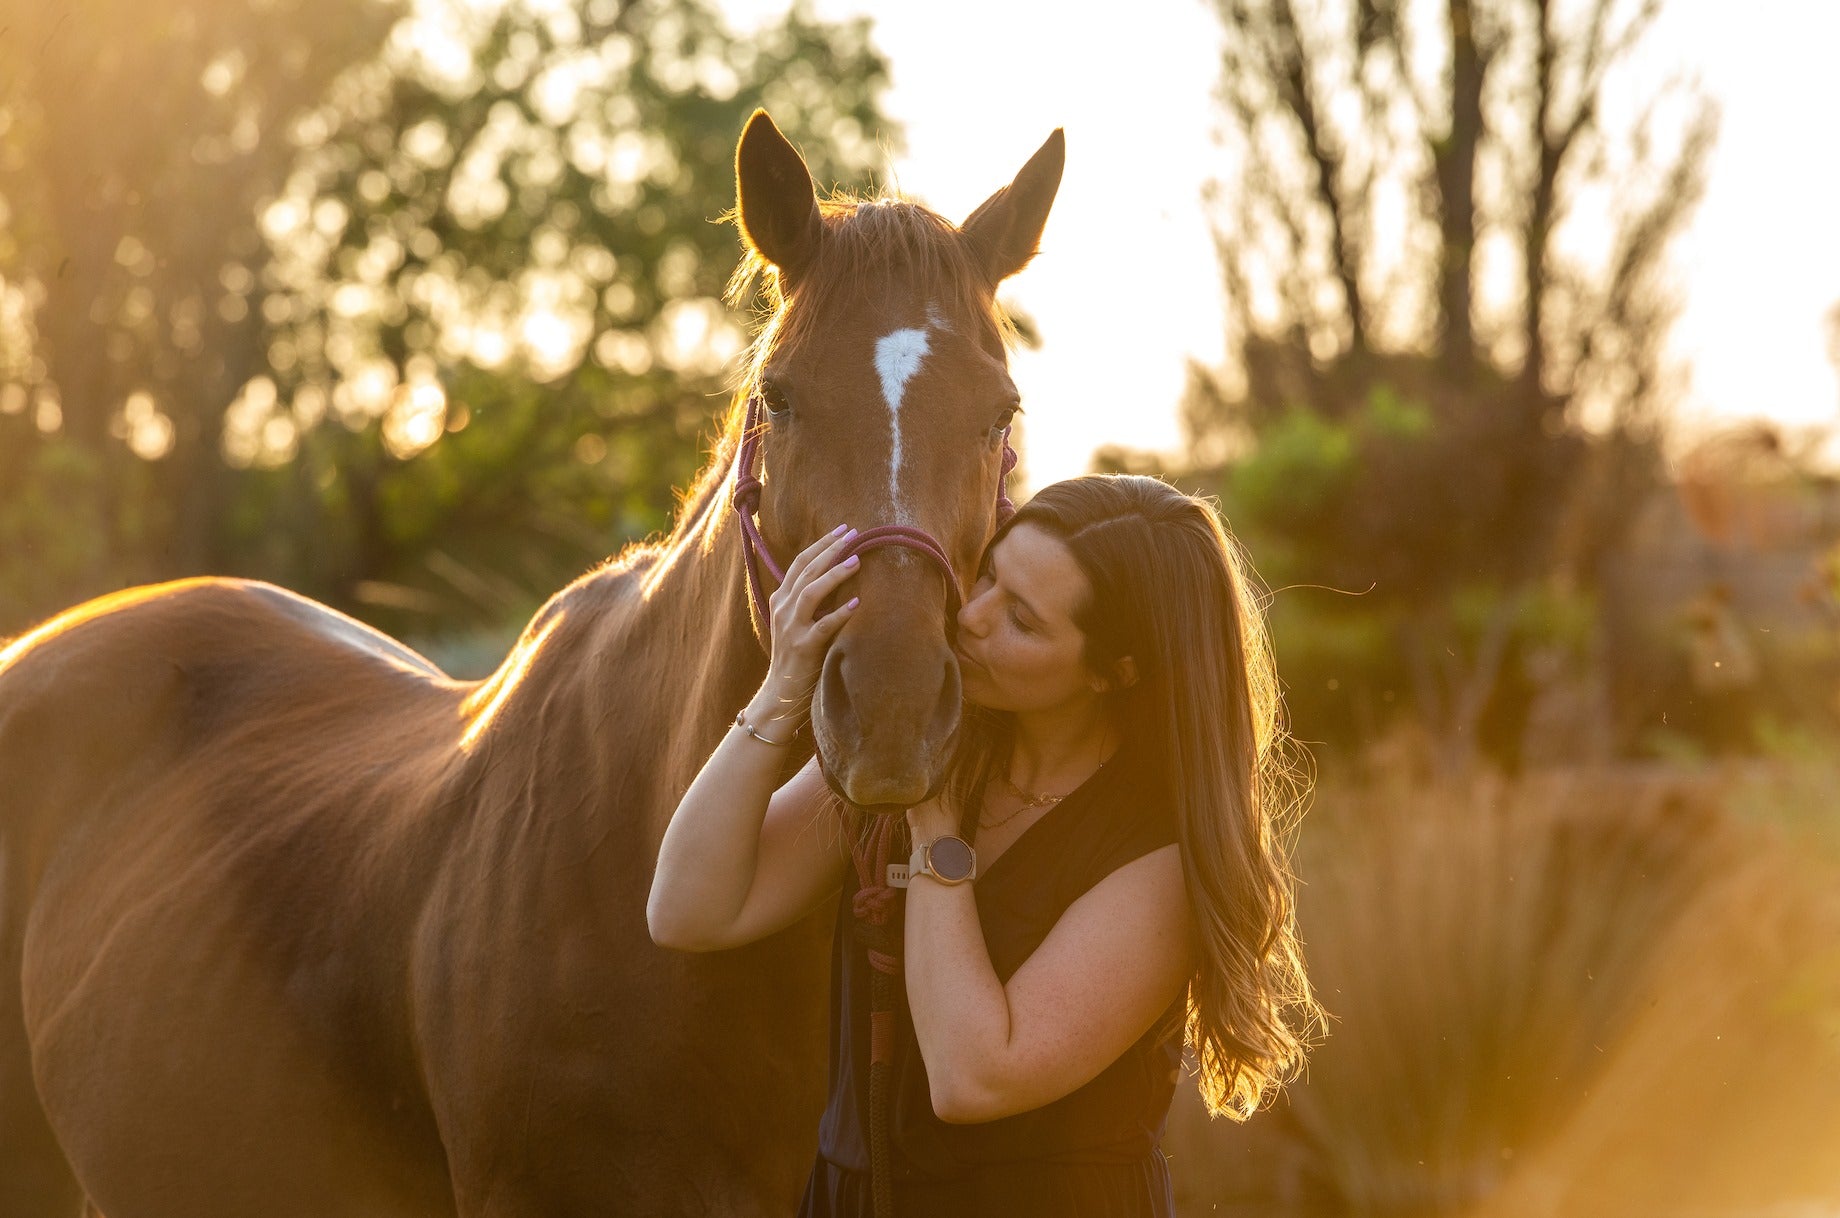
[1165,756,1840,1217]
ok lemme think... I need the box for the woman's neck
[1008,695,1116,789]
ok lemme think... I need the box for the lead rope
[732,389,1017,1215]
[848,812,905,1218]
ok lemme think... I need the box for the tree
[0,0,895,641]
[224,0,892,636]
[1106,0,1717,769]
[0,0,398,628]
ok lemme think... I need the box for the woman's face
[954,523,1102,714]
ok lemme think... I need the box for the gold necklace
[1000,771,1075,809]
[979,754,1109,831]
[978,792,1055,832]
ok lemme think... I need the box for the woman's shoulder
[1072,745,1180,877]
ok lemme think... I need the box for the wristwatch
[908,834,977,886]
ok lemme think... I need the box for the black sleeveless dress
[797,747,1186,1217]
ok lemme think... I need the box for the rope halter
[729,388,1018,643]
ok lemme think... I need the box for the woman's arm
[903,804,1192,1123]
[647,526,862,951]
[648,752,848,951]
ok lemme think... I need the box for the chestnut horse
[0,110,1062,1217]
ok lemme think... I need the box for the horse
[0,109,1063,1217]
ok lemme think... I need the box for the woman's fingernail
[833,523,849,535]
[846,597,860,609]
[844,528,858,540]
[844,555,860,567]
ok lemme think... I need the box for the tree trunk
[1434,0,1485,382]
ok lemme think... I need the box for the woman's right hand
[757,524,863,715]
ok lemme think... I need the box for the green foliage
[1216,373,1567,595]
[0,0,398,604]
[1158,355,1620,767]
[0,0,896,640]
[238,0,895,633]
[1362,385,1433,441]
[1511,579,1598,657]
[0,437,111,629]
[1227,405,1356,536]
[1252,570,1603,768]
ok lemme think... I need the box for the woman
[648,474,1321,1216]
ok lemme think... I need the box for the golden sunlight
[382,378,450,459]
[458,613,564,751]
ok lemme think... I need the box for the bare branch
[1432,0,1490,375]
[1270,0,1369,350]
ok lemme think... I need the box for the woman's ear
[1089,657,1138,693]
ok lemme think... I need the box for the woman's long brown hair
[949,474,1324,1119]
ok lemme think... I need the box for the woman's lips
[954,645,984,672]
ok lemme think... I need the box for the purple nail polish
[844,555,860,567]
[846,597,860,609]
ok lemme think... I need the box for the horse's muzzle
[811,635,961,808]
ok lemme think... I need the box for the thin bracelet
[733,708,794,748]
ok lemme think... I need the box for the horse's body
[0,111,1062,1216]
[1,505,830,1215]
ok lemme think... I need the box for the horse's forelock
[726,192,1016,366]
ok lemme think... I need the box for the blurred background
[3,0,1837,1212]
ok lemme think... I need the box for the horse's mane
[647,190,1020,560]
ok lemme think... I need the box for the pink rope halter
[730,389,1018,641]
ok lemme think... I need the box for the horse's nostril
[929,655,962,744]
[819,649,856,741]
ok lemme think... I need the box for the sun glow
[382,377,450,459]
[0,580,222,674]
[458,612,565,751]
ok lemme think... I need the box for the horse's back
[0,577,465,875]
[0,577,465,1217]
[0,575,450,743]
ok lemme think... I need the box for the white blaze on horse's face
[873,324,931,524]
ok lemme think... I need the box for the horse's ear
[960,129,1065,284]
[735,109,823,281]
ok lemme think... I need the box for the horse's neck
[594,504,769,790]
[472,483,769,841]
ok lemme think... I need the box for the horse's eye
[761,381,792,420]
[990,402,1020,439]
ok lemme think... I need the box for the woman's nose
[957,590,990,638]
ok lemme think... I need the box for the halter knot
[852,882,899,925]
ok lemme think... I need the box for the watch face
[930,835,975,882]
